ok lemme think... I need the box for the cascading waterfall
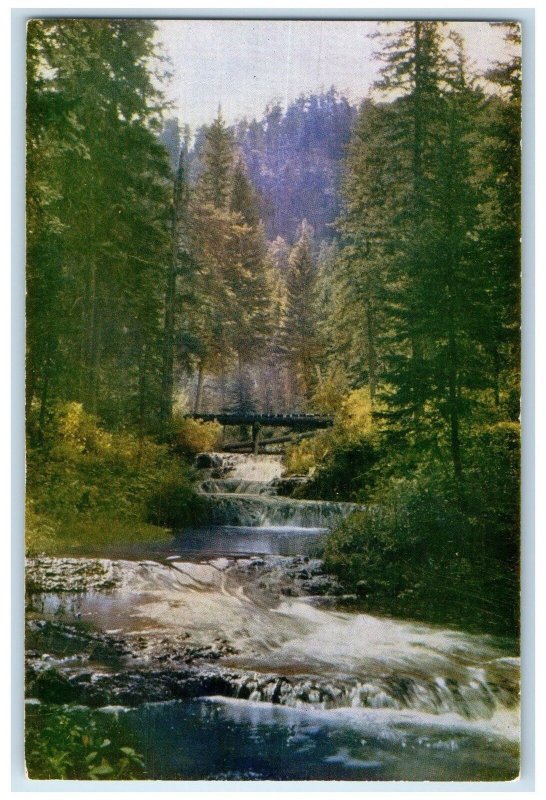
[26,451,520,780]
[199,452,360,529]
[208,494,360,529]
[200,479,277,496]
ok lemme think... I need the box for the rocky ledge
[26,557,121,594]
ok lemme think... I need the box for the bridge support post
[252,422,261,455]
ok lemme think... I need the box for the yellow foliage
[311,369,349,415]
[174,417,222,455]
[25,498,59,555]
[336,387,374,438]
[48,401,166,467]
[52,402,112,456]
[284,430,334,476]
[483,420,520,436]
[286,386,378,476]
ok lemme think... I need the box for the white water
[214,452,285,482]
[35,554,519,732]
[28,452,520,780]
[200,451,359,529]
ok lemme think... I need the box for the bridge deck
[186,412,333,430]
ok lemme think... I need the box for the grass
[26,506,170,557]
[25,402,209,557]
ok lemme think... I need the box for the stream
[25,453,520,781]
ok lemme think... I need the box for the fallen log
[223,430,317,452]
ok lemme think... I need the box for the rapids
[25,452,520,781]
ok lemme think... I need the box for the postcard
[24,17,521,782]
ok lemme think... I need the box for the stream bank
[25,452,520,781]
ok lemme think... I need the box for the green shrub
[324,475,519,636]
[294,437,379,501]
[26,401,206,554]
[25,703,145,780]
[172,416,222,457]
[146,481,211,528]
[465,421,520,564]
[285,387,380,482]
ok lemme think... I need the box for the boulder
[195,452,223,470]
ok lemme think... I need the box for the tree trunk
[447,324,463,485]
[136,343,147,467]
[160,258,176,428]
[83,262,101,414]
[492,344,501,408]
[37,347,52,444]
[138,343,147,440]
[85,261,102,415]
[160,149,186,429]
[194,362,204,413]
[91,306,101,415]
[365,298,377,404]
[219,364,227,412]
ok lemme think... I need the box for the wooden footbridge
[186,412,333,454]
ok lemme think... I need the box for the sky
[154,20,516,131]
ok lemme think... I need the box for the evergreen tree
[333,99,397,404]
[26,19,172,439]
[421,34,486,483]
[230,155,260,226]
[481,23,522,418]
[188,122,273,412]
[196,109,235,209]
[160,143,192,427]
[282,222,318,406]
[372,22,450,431]
[334,23,501,484]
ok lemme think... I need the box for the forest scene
[25,19,521,782]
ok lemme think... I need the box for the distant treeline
[27,19,520,474]
[26,18,521,632]
[162,88,356,244]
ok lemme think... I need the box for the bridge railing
[185,412,334,430]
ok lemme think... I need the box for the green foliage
[295,438,379,502]
[25,704,146,780]
[309,25,521,639]
[172,416,222,456]
[465,421,520,564]
[197,109,236,210]
[26,402,204,555]
[326,21,521,490]
[146,482,211,528]
[26,19,172,438]
[284,429,334,477]
[324,439,520,635]
[281,221,319,405]
[285,387,380,500]
[186,110,275,411]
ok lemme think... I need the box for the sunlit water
[26,452,520,781]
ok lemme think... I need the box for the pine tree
[333,99,397,405]
[26,20,172,438]
[188,126,273,412]
[282,222,318,406]
[160,144,191,427]
[227,162,273,411]
[372,22,450,433]
[230,155,260,226]
[422,34,486,483]
[336,23,495,484]
[481,23,521,418]
[196,109,234,209]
